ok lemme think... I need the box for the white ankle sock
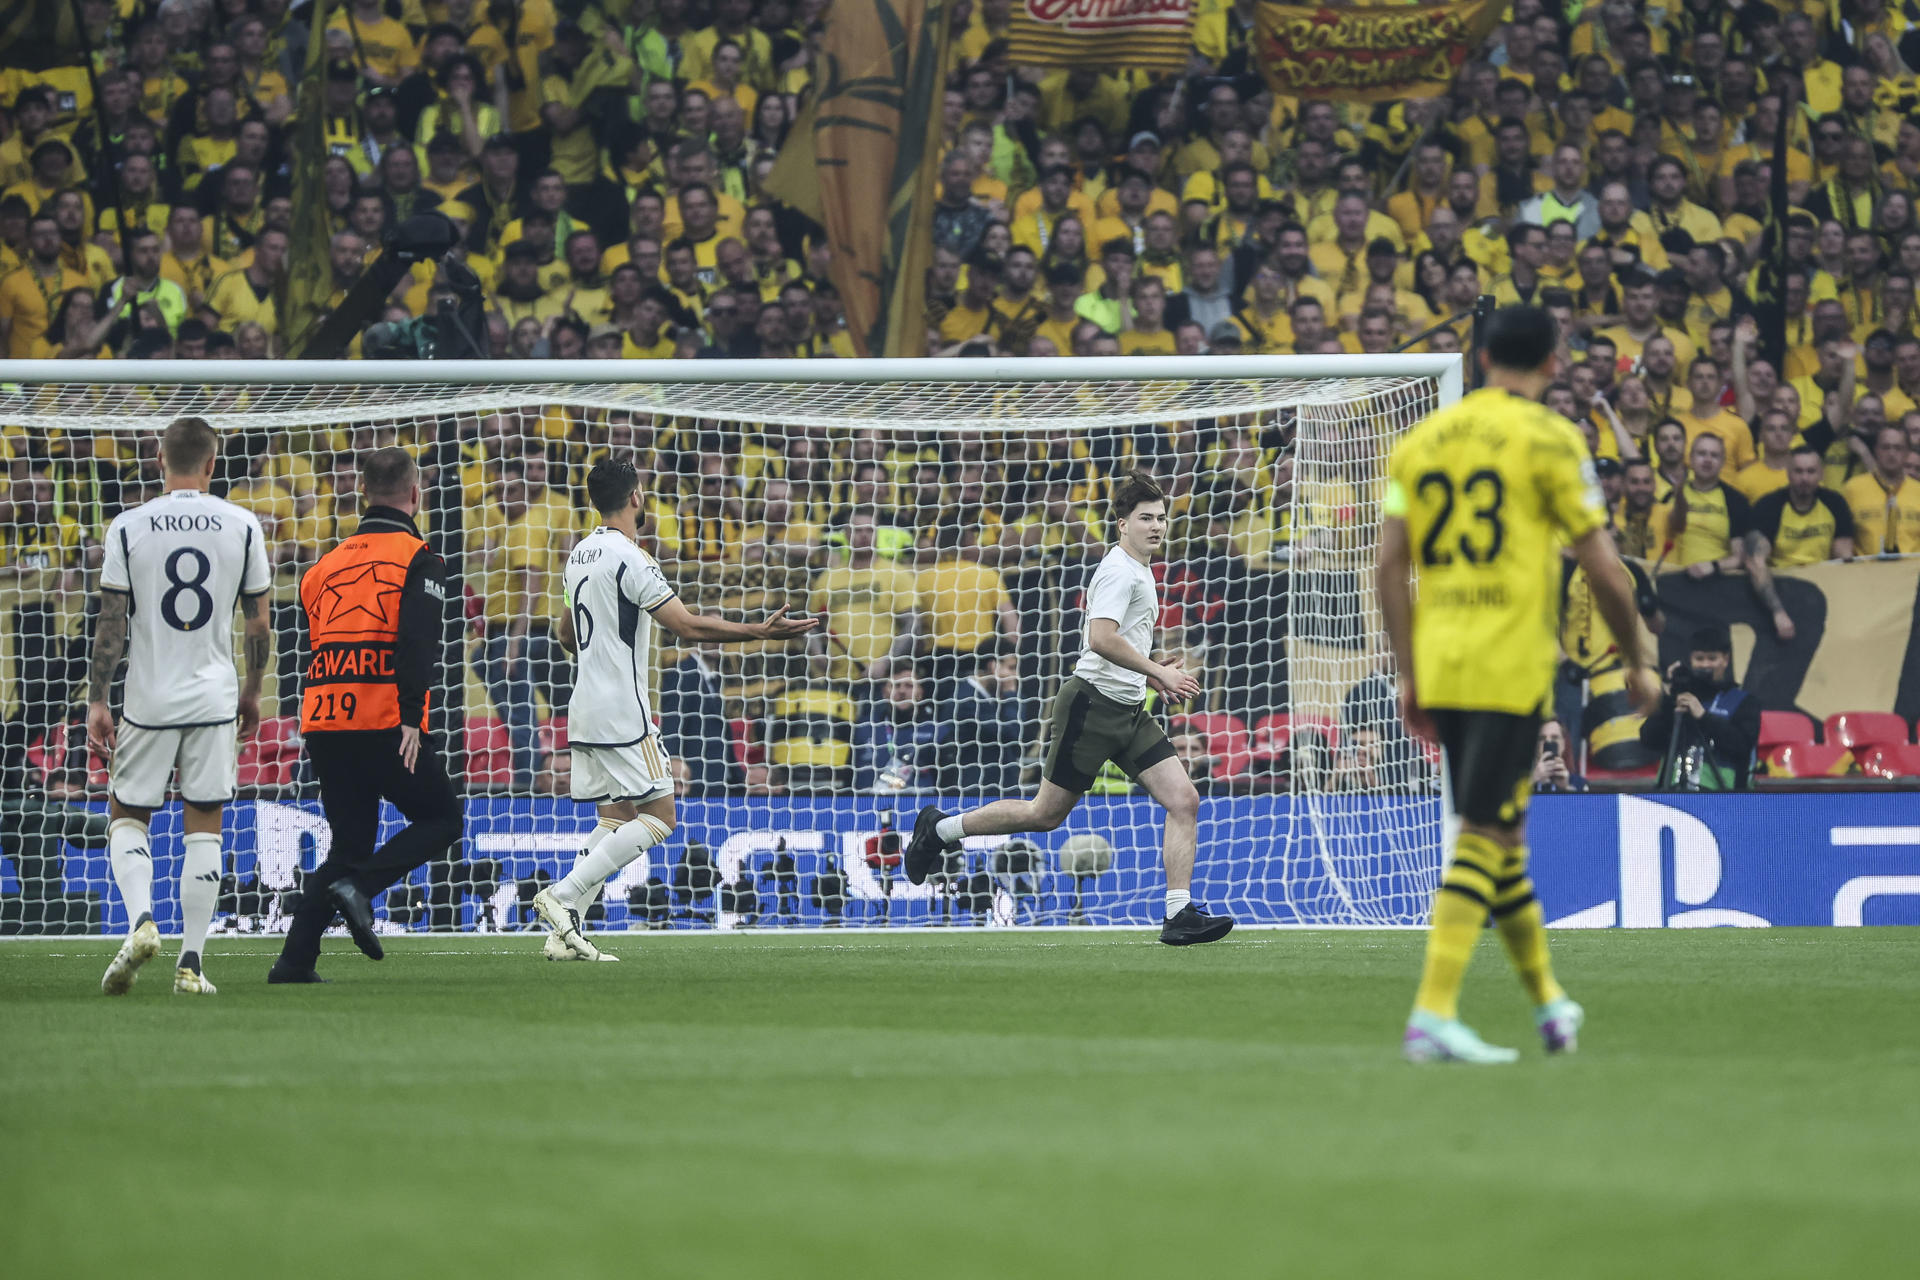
[555,814,674,906]
[935,815,967,844]
[108,818,153,932]
[178,832,223,970]
[1165,889,1191,920]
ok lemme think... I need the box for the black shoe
[328,882,384,961]
[1159,904,1234,946]
[267,965,331,984]
[904,805,951,886]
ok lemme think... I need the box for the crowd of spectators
[5,0,1920,797]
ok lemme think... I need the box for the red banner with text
[1008,0,1194,72]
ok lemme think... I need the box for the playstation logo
[1550,796,1771,928]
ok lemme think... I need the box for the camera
[1667,664,1722,703]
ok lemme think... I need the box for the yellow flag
[766,0,952,358]
[284,0,336,356]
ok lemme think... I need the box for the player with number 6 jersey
[89,416,272,997]
[530,457,819,961]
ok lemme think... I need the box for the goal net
[0,355,1458,937]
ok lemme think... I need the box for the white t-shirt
[562,526,676,746]
[101,488,271,727]
[1071,544,1157,703]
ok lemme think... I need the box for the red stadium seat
[463,717,514,788]
[1765,743,1854,778]
[1171,712,1253,780]
[537,716,569,758]
[1758,710,1818,749]
[1824,712,1912,752]
[1251,713,1292,754]
[1855,743,1920,780]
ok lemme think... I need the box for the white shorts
[111,721,238,809]
[571,738,675,805]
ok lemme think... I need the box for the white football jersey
[1072,544,1157,704]
[562,526,675,747]
[101,488,271,727]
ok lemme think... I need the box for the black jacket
[939,678,1024,795]
[1638,678,1760,789]
[661,654,740,793]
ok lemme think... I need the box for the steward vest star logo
[316,559,408,633]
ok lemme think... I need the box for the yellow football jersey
[1383,388,1607,716]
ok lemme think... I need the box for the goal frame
[0,353,1463,934]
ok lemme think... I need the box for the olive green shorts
[1042,675,1176,793]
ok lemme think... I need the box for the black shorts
[1430,708,1541,828]
[1042,676,1176,793]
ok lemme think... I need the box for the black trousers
[276,728,464,971]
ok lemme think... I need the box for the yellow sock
[1492,846,1565,1007]
[1412,831,1502,1021]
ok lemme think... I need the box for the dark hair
[160,416,218,475]
[1689,625,1732,655]
[587,456,641,515]
[1483,305,1556,371]
[1111,469,1165,523]
[361,446,418,502]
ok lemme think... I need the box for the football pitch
[2,929,1914,1279]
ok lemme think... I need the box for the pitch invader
[905,471,1232,945]
[532,458,817,960]
[1376,305,1658,1063]
[87,416,272,996]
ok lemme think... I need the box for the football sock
[108,818,153,934]
[178,832,223,973]
[935,815,967,845]
[555,814,674,907]
[1165,889,1191,919]
[1492,846,1565,1006]
[1413,831,1503,1021]
[549,818,617,912]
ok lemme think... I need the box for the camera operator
[1637,625,1760,791]
[1531,718,1588,793]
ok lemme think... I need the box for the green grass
[2,930,1916,1279]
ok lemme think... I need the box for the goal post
[0,354,1460,936]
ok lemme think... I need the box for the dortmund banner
[767,0,950,357]
[1008,0,1194,72]
[1253,0,1504,101]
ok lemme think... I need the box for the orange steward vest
[300,524,428,732]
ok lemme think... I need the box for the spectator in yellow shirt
[920,524,1020,690]
[0,212,88,358]
[470,448,571,788]
[1843,424,1920,553]
[328,0,419,88]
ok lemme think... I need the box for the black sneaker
[266,965,330,984]
[328,881,385,961]
[904,805,951,886]
[1159,904,1234,946]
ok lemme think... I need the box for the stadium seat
[1172,712,1253,779]
[1824,712,1912,752]
[1758,710,1818,749]
[536,716,569,758]
[464,717,514,788]
[1764,743,1854,778]
[1251,713,1292,753]
[1855,743,1920,780]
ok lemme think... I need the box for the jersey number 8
[161,547,215,631]
[1416,469,1506,566]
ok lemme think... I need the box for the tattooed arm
[239,592,271,741]
[86,590,130,760]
